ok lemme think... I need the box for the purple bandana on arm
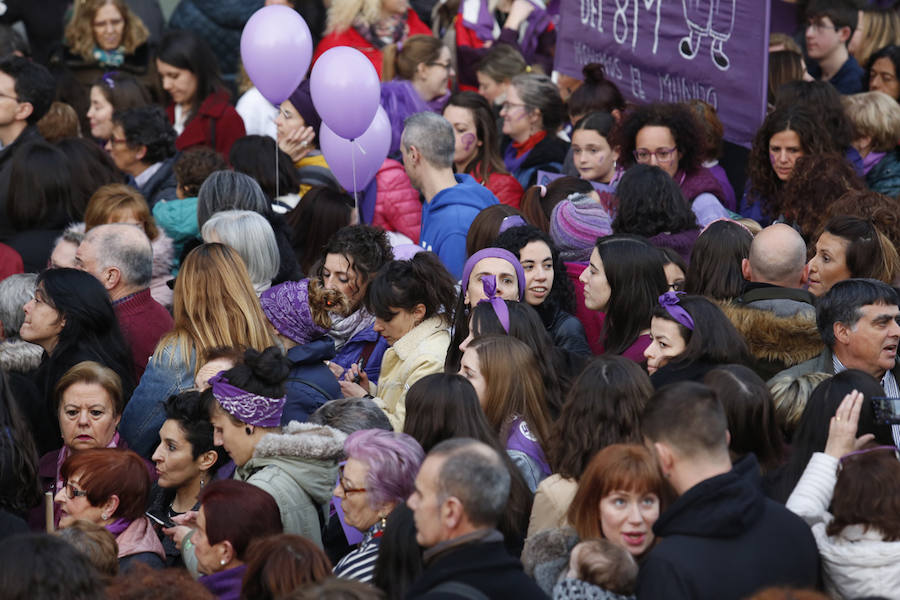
[478,275,510,333]
[658,292,695,330]
[209,372,286,428]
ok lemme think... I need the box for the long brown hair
[445,91,510,181]
[469,335,551,448]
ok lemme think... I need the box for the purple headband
[658,292,694,330]
[209,372,285,428]
[477,275,510,333]
[461,247,525,300]
[498,215,527,234]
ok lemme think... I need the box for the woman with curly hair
[866,44,900,101]
[613,102,729,227]
[611,164,699,264]
[744,104,838,224]
[493,224,590,355]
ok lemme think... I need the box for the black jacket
[546,309,591,356]
[136,157,178,208]
[408,533,548,599]
[0,125,44,242]
[636,455,819,600]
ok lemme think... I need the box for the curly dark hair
[315,225,394,307]
[611,164,698,237]
[866,44,900,99]
[493,224,576,323]
[774,80,855,150]
[113,105,177,165]
[747,105,837,217]
[821,189,900,251]
[780,153,864,240]
[173,148,227,198]
[612,102,703,173]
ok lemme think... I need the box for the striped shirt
[333,520,384,583]
[832,355,900,446]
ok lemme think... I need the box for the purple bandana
[461,248,526,301]
[260,280,328,346]
[209,372,286,428]
[658,292,694,331]
[478,275,510,333]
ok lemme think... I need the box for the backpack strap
[285,377,333,401]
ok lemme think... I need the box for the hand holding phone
[146,510,176,529]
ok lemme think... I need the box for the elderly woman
[190,480,284,599]
[37,361,130,529]
[333,429,424,582]
[55,447,164,570]
[314,0,432,79]
[843,91,900,197]
[201,210,280,294]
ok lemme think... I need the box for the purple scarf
[862,151,887,176]
[105,517,132,537]
[503,142,530,175]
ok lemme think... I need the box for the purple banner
[556,0,771,147]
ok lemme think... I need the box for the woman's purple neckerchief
[461,247,526,301]
[209,372,285,428]
[105,517,131,537]
[658,291,694,330]
[503,142,530,175]
[478,275,510,333]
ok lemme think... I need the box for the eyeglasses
[107,137,130,146]
[500,101,528,112]
[0,91,19,103]
[337,465,367,495]
[805,20,838,34]
[428,61,452,71]
[65,483,89,500]
[633,147,678,164]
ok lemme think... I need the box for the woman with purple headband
[645,292,751,389]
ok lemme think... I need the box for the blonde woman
[314,0,432,79]
[842,91,900,197]
[120,243,274,457]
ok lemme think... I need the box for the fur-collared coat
[719,303,823,381]
[236,422,346,547]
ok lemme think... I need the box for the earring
[101,512,109,520]
[220,559,226,566]
[199,476,206,489]
[379,515,387,528]
[245,427,252,436]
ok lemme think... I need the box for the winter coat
[0,242,22,278]
[370,315,450,431]
[522,527,580,596]
[470,164,523,208]
[0,125,43,242]
[527,474,577,539]
[152,197,198,271]
[721,300,823,381]
[636,455,820,600]
[282,338,342,425]
[235,422,345,547]
[504,134,569,189]
[313,9,432,79]
[546,310,591,356]
[865,148,900,198]
[733,283,816,319]
[166,91,246,158]
[136,157,178,208]
[372,158,422,244]
[408,529,549,599]
[331,323,390,385]
[420,174,499,279]
[768,345,900,387]
[649,359,721,389]
[786,452,900,600]
[121,342,196,458]
[168,0,263,77]
[116,517,166,571]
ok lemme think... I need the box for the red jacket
[314,9,432,79]
[372,158,422,243]
[166,91,245,159]
[472,166,523,208]
[0,242,23,278]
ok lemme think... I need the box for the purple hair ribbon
[498,215,527,234]
[478,275,510,333]
[658,291,694,331]
[209,372,285,428]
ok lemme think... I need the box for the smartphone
[353,357,366,384]
[872,397,900,425]
[145,510,176,529]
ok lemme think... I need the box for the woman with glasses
[333,429,424,583]
[786,390,900,599]
[500,73,569,188]
[613,102,730,227]
[382,35,453,110]
[55,447,164,570]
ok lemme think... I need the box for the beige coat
[370,315,450,431]
[527,474,578,538]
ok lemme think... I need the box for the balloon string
[351,138,358,217]
[275,137,280,199]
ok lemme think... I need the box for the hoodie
[236,423,346,548]
[282,338,341,425]
[636,455,819,600]
[419,173,498,279]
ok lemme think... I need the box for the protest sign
[556,1,771,147]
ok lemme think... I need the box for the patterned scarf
[92,46,125,67]
[330,308,375,351]
[352,13,409,49]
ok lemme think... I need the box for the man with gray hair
[401,112,498,279]
[75,223,173,378]
[737,223,816,318]
[406,438,547,598]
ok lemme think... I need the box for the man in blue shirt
[401,112,498,279]
[804,0,864,95]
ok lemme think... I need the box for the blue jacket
[867,149,900,198]
[419,174,498,279]
[282,338,342,425]
[331,324,389,385]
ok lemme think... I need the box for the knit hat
[260,279,328,345]
[461,247,526,301]
[550,193,614,262]
[287,79,322,136]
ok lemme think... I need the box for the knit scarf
[352,13,408,49]
[92,46,125,67]
[329,308,375,351]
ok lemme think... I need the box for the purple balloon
[320,106,391,193]
[241,6,312,105]
[311,47,380,140]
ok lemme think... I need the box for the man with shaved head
[737,223,816,318]
[75,223,172,379]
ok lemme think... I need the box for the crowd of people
[1,0,900,599]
